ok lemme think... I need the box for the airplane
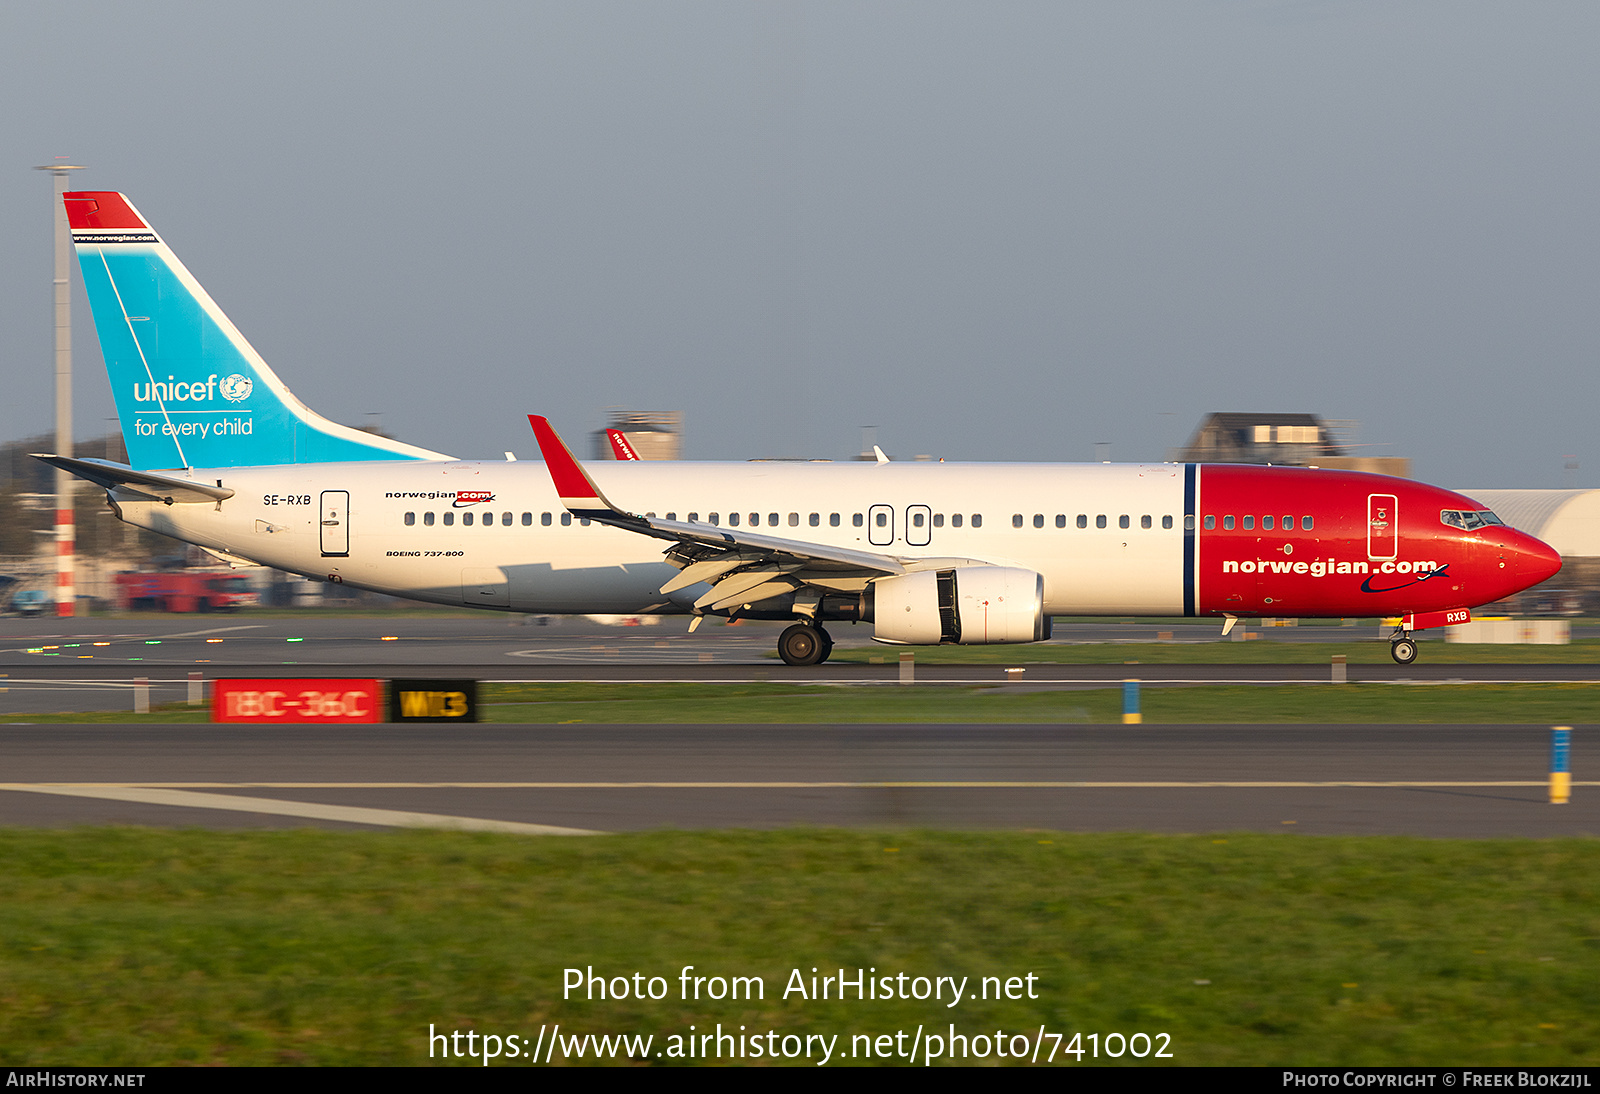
[605,429,641,461]
[37,191,1561,666]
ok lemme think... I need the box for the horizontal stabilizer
[30,454,234,504]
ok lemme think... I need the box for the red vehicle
[115,571,258,613]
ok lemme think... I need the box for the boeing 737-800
[37,191,1561,666]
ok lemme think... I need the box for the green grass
[12,683,1600,724]
[476,681,1600,724]
[828,638,1600,664]
[0,829,1595,1066]
[0,702,211,725]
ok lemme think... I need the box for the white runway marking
[0,784,598,835]
[10,781,1593,790]
[139,625,268,640]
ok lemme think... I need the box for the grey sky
[3,1,1596,485]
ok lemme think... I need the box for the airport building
[1172,412,1411,478]
[592,410,682,461]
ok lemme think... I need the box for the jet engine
[865,567,1050,645]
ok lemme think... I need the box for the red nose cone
[1520,535,1563,586]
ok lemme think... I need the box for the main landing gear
[777,623,834,667]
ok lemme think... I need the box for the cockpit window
[1440,509,1505,531]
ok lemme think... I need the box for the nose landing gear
[777,623,833,666]
[1389,633,1418,665]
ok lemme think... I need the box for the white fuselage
[116,460,1190,615]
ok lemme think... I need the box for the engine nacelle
[867,567,1050,645]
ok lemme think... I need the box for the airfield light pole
[35,161,86,618]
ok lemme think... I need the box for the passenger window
[503,512,513,526]
[687,513,698,523]
[1241,515,1253,530]
[443,512,455,526]
[1096,515,1107,529]
[1033,514,1044,528]
[1283,515,1293,530]
[1164,515,1174,530]
[875,512,888,527]
[1202,515,1213,530]
[749,513,759,527]
[933,514,944,528]
[1262,515,1274,530]
[1077,514,1087,529]
[971,514,983,528]
[830,513,840,527]
[1141,515,1152,529]
[709,513,720,526]
[769,513,779,526]
[1119,515,1130,529]
[809,513,819,527]
[1302,516,1313,530]
[1013,514,1024,528]
[522,512,532,526]
[1055,514,1066,528]
[404,512,415,526]
[423,512,434,526]
[580,518,590,527]
[1223,516,1234,530]
[541,512,552,526]
[730,513,741,527]
[560,513,572,527]
[951,514,963,528]
[788,513,799,526]
[462,512,474,526]
[913,512,925,528]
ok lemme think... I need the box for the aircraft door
[906,504,932,547]
[1368,494,1398,561]
[320,491,349,557]
[868,504,895,546]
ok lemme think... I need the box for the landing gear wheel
[1390,637,1418,665]
[778,624,826,667]
[816,627,834,665]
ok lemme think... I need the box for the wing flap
[660,558,744,595]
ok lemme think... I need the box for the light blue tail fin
[66,191,452,470]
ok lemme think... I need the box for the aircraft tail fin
[65,191,451,470]
[605,428,641,460]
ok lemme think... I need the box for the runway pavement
[1,614,1592,839]
[1,722,1593,838]
[0,614,1593,713]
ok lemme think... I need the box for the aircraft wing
[30,454,235,504]
[529,416,934,612]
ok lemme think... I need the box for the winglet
[528,415,625,518]
[606,429,641,460]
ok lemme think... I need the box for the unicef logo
[219,374,253,402]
